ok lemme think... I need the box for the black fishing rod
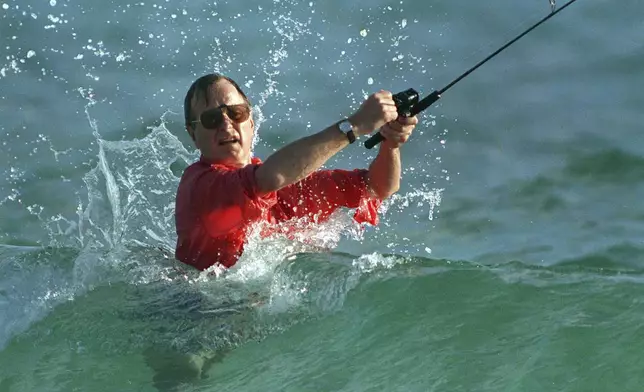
[364,0,581,149]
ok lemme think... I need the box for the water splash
[381,188,444,221]
[0,0,449,357]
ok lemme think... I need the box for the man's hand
[349,90,399,136]
[379,115,419,148]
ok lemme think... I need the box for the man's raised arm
[255,91,401,194]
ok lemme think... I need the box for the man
[175,73,418,271]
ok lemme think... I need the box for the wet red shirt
[175,156,381,271]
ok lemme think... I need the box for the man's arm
[366,116,419,199]
[256,125,350,193]
[255,91,399,194]
[367,143,401,200]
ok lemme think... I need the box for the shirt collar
[199,155,262,169]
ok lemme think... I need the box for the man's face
[187,79,254,167]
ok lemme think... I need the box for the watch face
[339,120,352,133]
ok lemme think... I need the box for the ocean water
[1,0,644,390]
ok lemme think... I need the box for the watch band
[337,119,357,144]
[345,128,357,144]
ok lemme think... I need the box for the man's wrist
[347,114,370,137]
[380,139,399,150]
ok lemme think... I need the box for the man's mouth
[218,138,239,146]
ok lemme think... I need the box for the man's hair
[183,73,251,127]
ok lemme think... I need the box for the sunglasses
[191,103,251,130]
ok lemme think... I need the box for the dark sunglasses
[192,103,251,129]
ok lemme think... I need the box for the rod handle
[363,132,385,149]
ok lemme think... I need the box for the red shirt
[175,156,381,270]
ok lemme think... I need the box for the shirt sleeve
[193,163,277,237]
[274,168,381,226]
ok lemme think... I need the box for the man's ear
[186,125,196,143]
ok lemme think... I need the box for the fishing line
[364,0,581,149]
[455,2,560,73]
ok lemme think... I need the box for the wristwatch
[337,119,357,144]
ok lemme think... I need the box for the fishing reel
[363,88,420,149]
[393,88,420,117]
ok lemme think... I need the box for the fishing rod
[364,0,580,149]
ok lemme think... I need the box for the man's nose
[221,111,235,126]
[216,115,237,135]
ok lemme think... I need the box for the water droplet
[367,77,374,85]
[359,29,367,37]
[2,3,8,9]
[49,0,56,6]
[26,50,35,58]
[401,19,407,28]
